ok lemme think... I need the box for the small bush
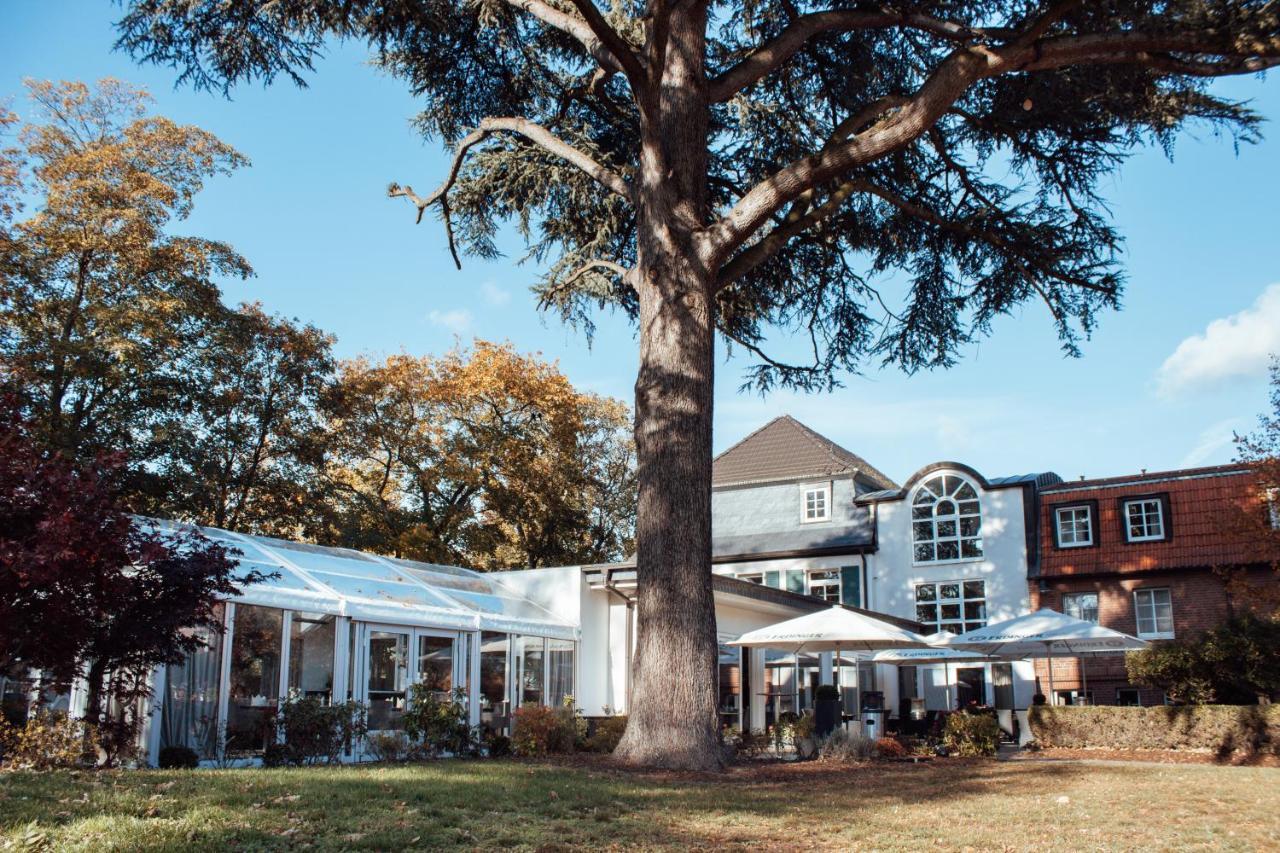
[943,711,1000,757]
[271,694,368,766]
[484,732,512,757]
[875,737,907,759]
[403,686,478,758]
[365,731,411,763]
[511,702,578,756]
[1029,705,1280,757]
[0,711,92,770]
[157,745,200,769]
[817,728,876,761]
[585,715,628,753]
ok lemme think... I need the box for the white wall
[867,468,1036,711]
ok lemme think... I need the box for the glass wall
[226,604,283,754]
[717,643,740,729]
[160,604,225,758]
[367,630,410,730]
[547,638,574,708]
[479,632,508,734]
[288,612,336,701]
[417,635,454,696]
[517,636,544,706]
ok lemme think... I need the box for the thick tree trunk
[613,262,722,770]
[611,1,723,771]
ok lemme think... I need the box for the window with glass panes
[911,475,983,562]
[1124,498,1165,542]
[1133,588,1174,638]
[807,569,841,603]
[914,580,986,633]
[1055,505,1093,547]
[802,485,829,522]
[1062,591,1099,624]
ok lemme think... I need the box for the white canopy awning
[942,609,1147,658]
[867,631,991,665]
[730,605,930,652]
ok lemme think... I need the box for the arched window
[911,474,983,562]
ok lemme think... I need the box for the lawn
[2,757,1277,851]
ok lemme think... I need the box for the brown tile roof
[712,415,897,489]
[1038,465,1276,577]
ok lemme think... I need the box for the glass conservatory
[145,521,578,765]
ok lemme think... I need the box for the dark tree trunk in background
[613,4,724,770]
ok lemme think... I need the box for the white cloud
[427,308,473,334]
[1180,417,1245,468]
[1155,283,1280,397]
[480,282,511,308]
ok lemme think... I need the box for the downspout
[603,573,635,713]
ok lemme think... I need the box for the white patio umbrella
[730,605,932,652]
[731,606,930,717]
[942,609,1148,704]
[867,631,991,710]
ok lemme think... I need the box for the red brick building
[1029,464,1278,706]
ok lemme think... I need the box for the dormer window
[1053,503,1095,548]
[801,484,830,523]
[1122,496,1169,543]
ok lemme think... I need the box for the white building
[706,417,1060,728]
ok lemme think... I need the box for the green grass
[1,757,1277,850]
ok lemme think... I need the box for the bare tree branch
[390,116,632,266]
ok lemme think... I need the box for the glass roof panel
[304,572,457,609]
[445,589,567,623]
[395,565,493,594]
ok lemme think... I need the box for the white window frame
[1123,498,1166,543]
[913,580,987,634]
[800,483,831,524]
[737,572,764,585]
[910,474,984,564]
[1133,587,1175,639]
[806,569,841,603]
[1267,487,1280,530]
[1062,591,1099,624]
[1054,505,1094,548]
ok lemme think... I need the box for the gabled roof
[712,415,898,489]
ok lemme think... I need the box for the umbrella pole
[1046,642,1056,706]
[945,661,952,711]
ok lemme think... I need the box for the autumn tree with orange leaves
[318,340,635,569]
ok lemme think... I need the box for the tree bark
[613,2,723,770]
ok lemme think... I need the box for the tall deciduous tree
[319,340,635,568]
[119,0,1280,767]
[0,78,248,466]
[137,302,335,534]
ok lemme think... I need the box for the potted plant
[793,713,817,759]
[814,684,842,738]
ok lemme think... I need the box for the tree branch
[502,0,643,84]
[705,18,1280,267]
[562,0,648,87]
[708,10,988,102]
[390,116,631,267]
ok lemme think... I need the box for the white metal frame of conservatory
[142,520,579,767]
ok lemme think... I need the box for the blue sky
[4,2,1279,485]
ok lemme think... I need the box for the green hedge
[1028,705,1280,757]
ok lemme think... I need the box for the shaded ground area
[1007,747,1280,767]
[2,756,1277,850]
